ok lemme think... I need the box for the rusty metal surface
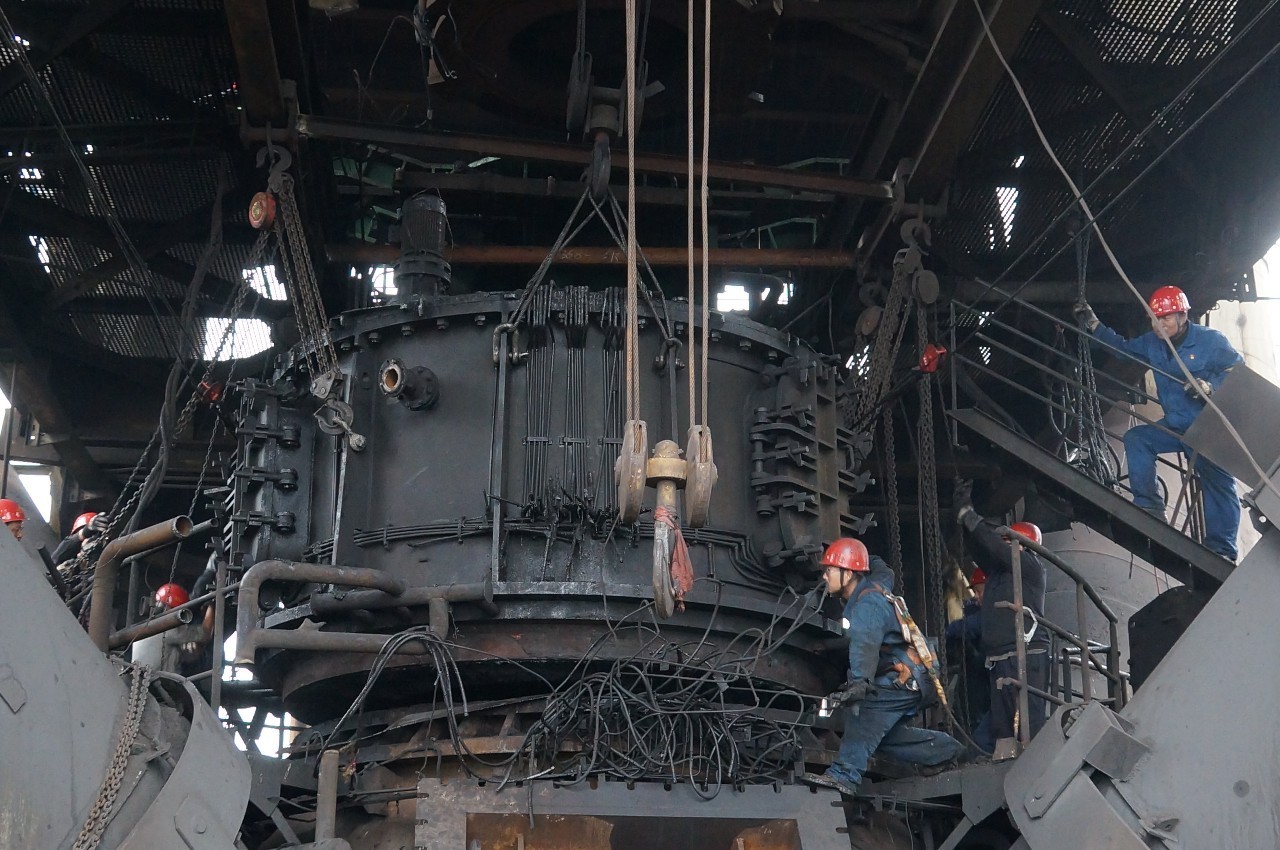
[414,778,847,850]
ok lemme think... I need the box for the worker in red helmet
[1074,286,1242,560]
[0,498,24,540]
[954,480,1050,753]
[154,583,190,610]
[51,511,109,564]
[801,538,963,796]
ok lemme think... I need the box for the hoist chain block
[614,419,649,523]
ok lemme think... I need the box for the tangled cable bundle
[316,584,827,798]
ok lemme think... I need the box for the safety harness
[857,581,949,710]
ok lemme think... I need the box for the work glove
[825,680,874,709]
[1072,300,1100,332]
[1184,378,1213,399]
[87,513,109,535]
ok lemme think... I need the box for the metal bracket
[315,398,366,452]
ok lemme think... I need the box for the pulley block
[614,419,649,523]
[684,425,717,528]
[248,192,276,230]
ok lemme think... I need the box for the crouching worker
[803,538,963,796]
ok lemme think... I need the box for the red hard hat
[155,583,190,609]
[1149,286,1190,317]
[1008,521,1043,545]
[820,538,870,573]
[0,498,25,524]
[72,512,98,534]
[970,566,987,586]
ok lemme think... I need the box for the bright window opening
[203,318,273,361]
[370,265,395,296]
[243,265,287,300]
[716,283,751,313]
[28,235,51,275]
[14,463,52,522]
[990,186,1019,249]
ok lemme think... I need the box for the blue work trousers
[1123,422,1239,560]
[828,686,964,786]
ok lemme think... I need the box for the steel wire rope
[699,0,711,429]
[624,0,641,424]
[970,0,1280,510]
[686,0,697,428]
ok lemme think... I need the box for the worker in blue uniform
[954,480,1050,751]
[802,538,963,796]
[1075,286,1242,560]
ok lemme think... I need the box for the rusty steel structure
[3,0,1280,848]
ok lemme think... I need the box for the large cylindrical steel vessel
[231,288,870,724]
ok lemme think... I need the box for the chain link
[72,662,153,850]
[65,229,272,590]
[277,174,339,375]
[850,258,912,429]
[882,406,904,588]
[916,300,948,678]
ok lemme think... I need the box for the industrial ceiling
[1,0,1279,533]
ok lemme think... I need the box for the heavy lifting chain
[69,229,272,585]
[276,173,339,379]
[882,406,904,587]
[850,255,912,429]
[72,663,154,850]
[916,300,948,678]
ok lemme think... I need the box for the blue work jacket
[1092,321,1242,433]
[842,558,927,690]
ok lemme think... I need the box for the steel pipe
[316,750,340,842]
[235,560,408,664]
[329,243,858,269]
[309,581,495,617]
[108,606,194,649]
[88,516,193,651]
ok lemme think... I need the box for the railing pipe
[88,516,193,651]
[1011,543,1032,750]
[998,526,1118,624]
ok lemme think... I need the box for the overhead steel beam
[1036,7,1208,200]
[298,114,895,201]
[0,0,134,100]
[4,190,281,319]
[825,0,1044,253]
[905,0,1046,200]
[393,171,835,208]
[0,263,116,497]
[46,203,223,308]
[62,296,267,320]
[329,243,857,269]
[222,0,287,127]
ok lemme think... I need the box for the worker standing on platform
[1074,287,1242,560]
[803,538,963,796]
[954,481,1049,751]
[0,498,25,540]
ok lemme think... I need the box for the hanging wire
[968,0,1280,507]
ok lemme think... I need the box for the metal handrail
[992,527,1127,753]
